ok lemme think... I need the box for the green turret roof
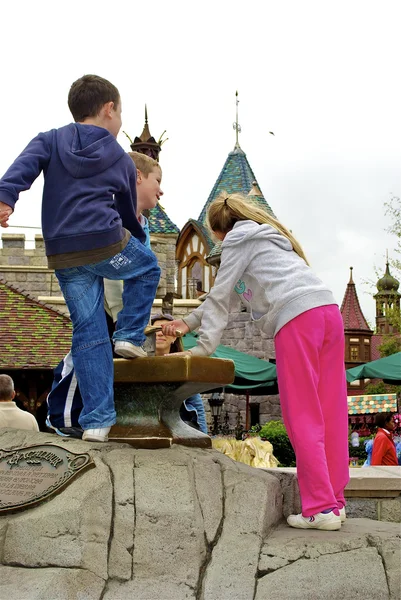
[376,261,400,295]
[148,204,180,235]
[197,146,275,229]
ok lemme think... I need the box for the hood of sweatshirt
[222,220,293,252]
[56,123,125,179]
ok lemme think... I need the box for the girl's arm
[188,245,249,356]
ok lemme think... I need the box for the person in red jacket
[371,413,398,466]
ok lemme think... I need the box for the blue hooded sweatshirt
[0,123,145,257]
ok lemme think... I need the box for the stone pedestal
[110,356,235,449]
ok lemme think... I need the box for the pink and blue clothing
[184,219,350,517]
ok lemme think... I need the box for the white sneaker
[287,511,341,531]
[114,341,147,359]
[82,427,111,442]
[339,507,346,522]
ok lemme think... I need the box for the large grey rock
[0,438,112,580]
[1,431,399,600]
[103,448,135,581]
[257,519,400,600]
[202,455,282,600]
[129,447,206,596]
[0,566,105,600]
[256,547,389,600]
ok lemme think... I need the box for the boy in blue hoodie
[0,75,161,442]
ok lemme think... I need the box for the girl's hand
[161,319,189,338]
[164,350,192,357]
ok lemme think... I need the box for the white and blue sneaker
[114,341,147,359]
[339,507,346,522]
[82,427,111,443]
[287,511,341,531]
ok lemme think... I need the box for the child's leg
[274,307,339,516]
[47,352,83,428]
[183,394,208,434]
[317,306,349,509]
[55,268,116,430]
[85,237,161,346]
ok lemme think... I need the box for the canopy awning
[183,333,277,393]
[347,393,398,415]
[346,352,401,384]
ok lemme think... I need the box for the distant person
[371,413,398,466]
[0,374,39,431]
[46,151,164,438]
[0,75,161,443]
[362,438,374,467]
[162,192,349,531]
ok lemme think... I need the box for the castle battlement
[0,232,178,315]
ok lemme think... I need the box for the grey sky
[1,0,400,326]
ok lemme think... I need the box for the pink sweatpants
[274,305,349,516]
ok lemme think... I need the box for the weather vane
[233,90,241,148]
[233,91,275,148]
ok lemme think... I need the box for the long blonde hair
[207,192,309,265]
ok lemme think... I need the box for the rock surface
[0,430,400,600]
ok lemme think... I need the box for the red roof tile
[371,334,383,361]
[340,269,371,331]
[0,279,72,369]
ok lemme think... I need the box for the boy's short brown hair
[129,151,161,177]
[68,74,120,122]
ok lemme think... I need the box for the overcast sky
[1,0,400,327]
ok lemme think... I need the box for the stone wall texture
[0,430,399,600]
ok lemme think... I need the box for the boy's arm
[0,133,51,210]
[0,202,13,227]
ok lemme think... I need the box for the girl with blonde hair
[163,192,349,531]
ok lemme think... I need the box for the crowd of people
[0,73,399,532]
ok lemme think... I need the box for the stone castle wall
[0,232,178,315]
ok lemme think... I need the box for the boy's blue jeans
[55,236,161,430]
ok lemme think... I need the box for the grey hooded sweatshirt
[184,220,336,356]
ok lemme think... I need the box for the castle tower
[340,267,373,391]
[176,93,275,298]
[130,108,179,299]
[374,259,400,335]
[129,105,163,161]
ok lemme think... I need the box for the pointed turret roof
[130,105,162,161]
[148,204,180,235]
[129,108,178,235]
[197,146,275,229]
[340,267,372,331]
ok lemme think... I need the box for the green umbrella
[346,352,401,384]
[183,332,277,392]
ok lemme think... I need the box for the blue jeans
[55,236,160,429]
[183,393,208,434]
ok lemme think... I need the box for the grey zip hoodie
[184,220,336,356]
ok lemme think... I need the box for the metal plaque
[0,444,95,514]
